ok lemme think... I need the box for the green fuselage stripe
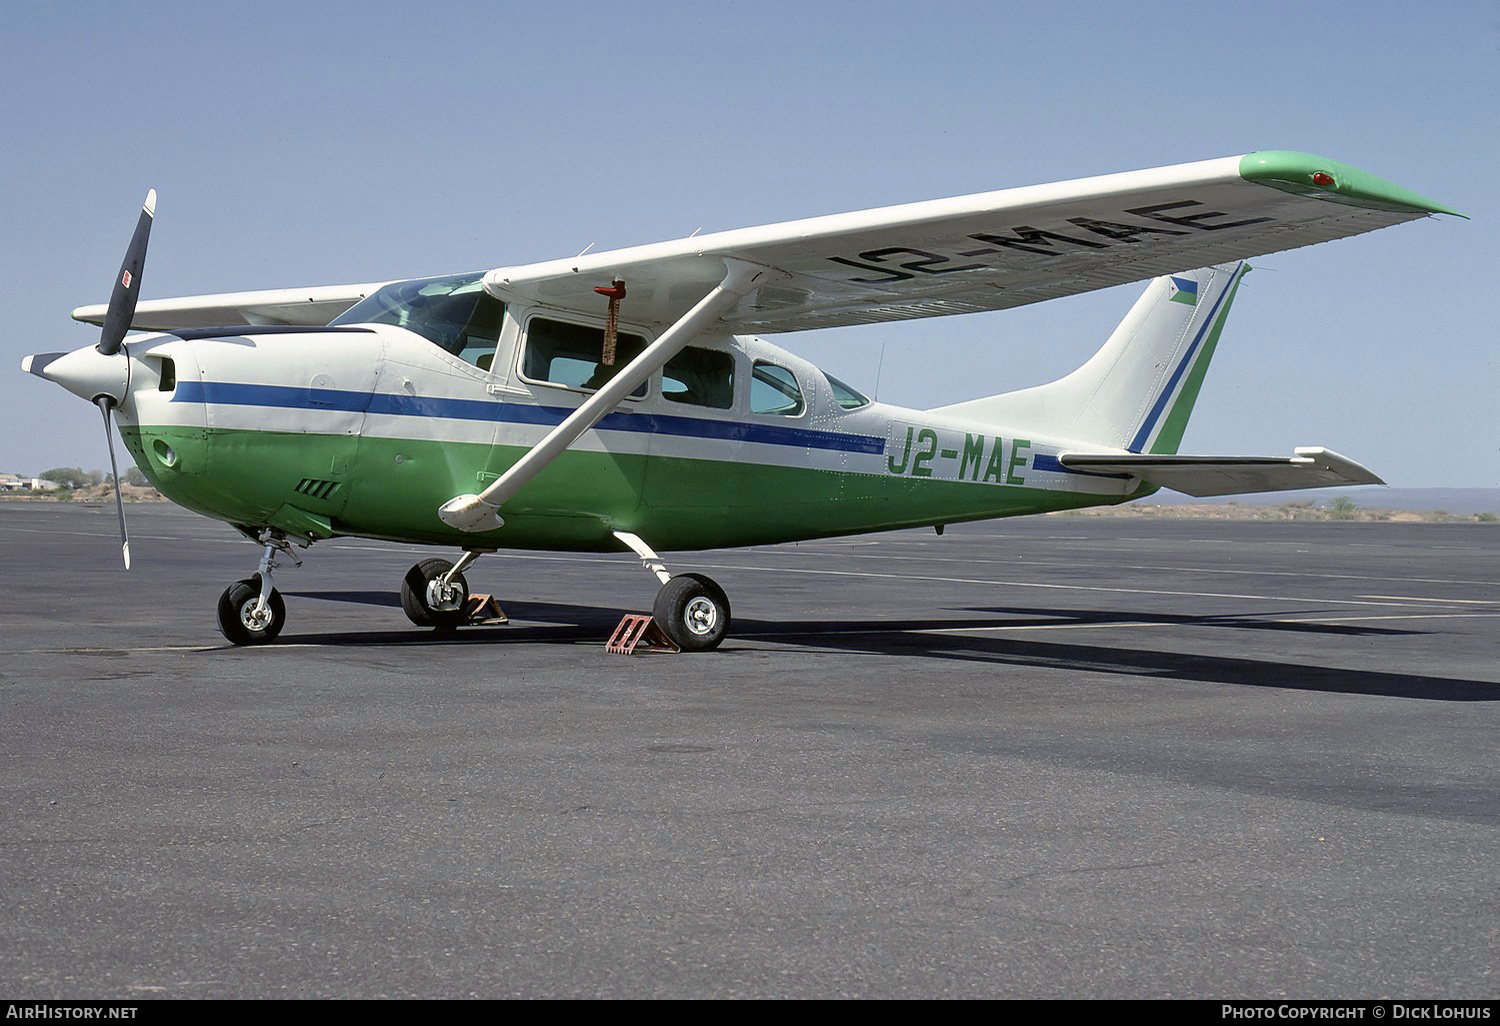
[122,426,1129,552]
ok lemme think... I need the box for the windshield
[332,272,504,363]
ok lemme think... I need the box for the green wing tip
[1239,150,1466,218]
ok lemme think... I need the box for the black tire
[652,573,731,652]
[216,575,286,645]
[401,558,470,629]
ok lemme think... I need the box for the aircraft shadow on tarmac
[281,591,1498,703]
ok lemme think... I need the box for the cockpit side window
[331,272,504,369]
[750,361,805,416]
[521,317,649,398]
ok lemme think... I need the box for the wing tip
[1239,150,1464,218]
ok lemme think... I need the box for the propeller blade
[98,189,156,357]
[96,398,132,571]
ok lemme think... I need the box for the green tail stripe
[1149,269,1249,456]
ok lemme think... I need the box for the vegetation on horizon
[1063,495,1500,524]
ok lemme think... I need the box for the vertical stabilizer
[937,262,1249,454]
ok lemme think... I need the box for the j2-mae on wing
[482,151,1460,334]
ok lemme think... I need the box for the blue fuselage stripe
[171,381,887,455]
[1127,265,1242,453]
[1032,453,1132,479]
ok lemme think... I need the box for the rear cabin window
[522,318,649,398]
[662,347,734,410]
[827,372,871,410]
[750,362,804,416]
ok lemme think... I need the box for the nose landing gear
[217,529,302,645]
[217,577,287,645]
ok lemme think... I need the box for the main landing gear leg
[401,549,487,630]
[217,529,302,645]
[613,531,731,652]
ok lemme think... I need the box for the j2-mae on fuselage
[113,274,1141,553]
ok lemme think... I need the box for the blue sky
[3,1,1494,486]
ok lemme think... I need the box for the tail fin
[936,262,1250,454]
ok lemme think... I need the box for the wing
[1058,447,1384,498]
[483,150,1459,333]
[71,281,391,331]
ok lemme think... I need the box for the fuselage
[108,319,1139,553]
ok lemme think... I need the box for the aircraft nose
[21,345,129,403]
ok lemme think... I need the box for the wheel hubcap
[240,601,272,631]
[426,578,463,612]
[684,596,718,636]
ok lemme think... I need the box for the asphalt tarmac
[2,502,1496,999]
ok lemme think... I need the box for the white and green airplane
[21,151,1458,649]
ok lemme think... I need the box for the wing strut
[437,258,779,533]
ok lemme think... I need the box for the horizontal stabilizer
[1057,447,1383,498]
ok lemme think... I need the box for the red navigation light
[1311,171,1336,187]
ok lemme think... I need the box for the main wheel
[401,558,470,629]
[653,573,730,652]
[217,575,286,645]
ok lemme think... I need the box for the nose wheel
[217,529,301,645]
[217,576,286,645]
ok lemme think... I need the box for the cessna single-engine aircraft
[22,151,1458,649]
